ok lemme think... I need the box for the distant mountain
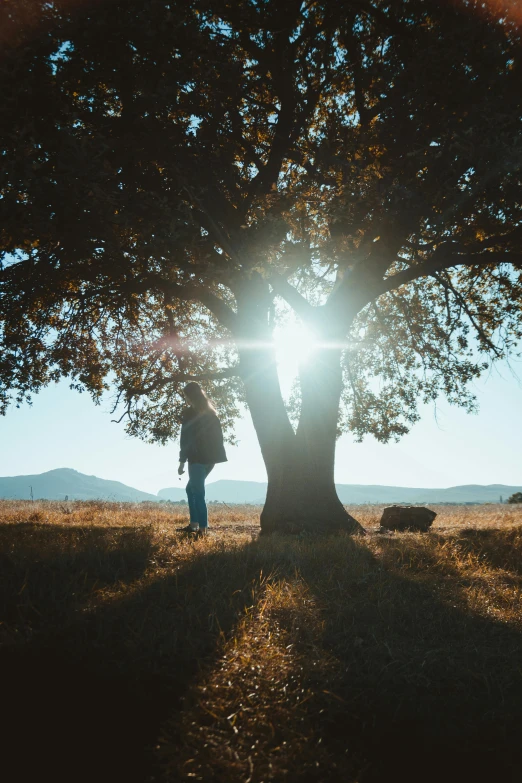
[159,480,522,505]
[389,484,522,505]
[0,468,158,502]
[158,480,267,504]
[0,469,519,505]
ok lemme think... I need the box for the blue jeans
[186,463,214,528]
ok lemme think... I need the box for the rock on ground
[379,505,437,532]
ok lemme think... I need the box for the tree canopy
[1,0,521,448]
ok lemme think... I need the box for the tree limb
[123,365,242,399]
[129,275,239,333]
[377,252,522,298]
[342,16,371,127]
[267,273,316,321]
[183,186,240,262]
[249,31,298,195]
[433,270,504,358]
[187,285,239,333]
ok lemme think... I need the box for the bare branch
[111,407,131,424]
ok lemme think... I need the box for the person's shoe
[195,527,210,537]
[179,524,199,534]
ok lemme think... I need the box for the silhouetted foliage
[507,492,522,504]
[1,0,521,529]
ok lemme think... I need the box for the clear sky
[1,335,521,494]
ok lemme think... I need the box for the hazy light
[274,322,318,369]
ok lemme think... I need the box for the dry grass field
[1,500,522,782]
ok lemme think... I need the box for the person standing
[178,382,227,535]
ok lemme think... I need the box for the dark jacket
[179,407,227,465]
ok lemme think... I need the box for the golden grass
[1,500,522,782]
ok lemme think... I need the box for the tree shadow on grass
[0,523,159,783]
[2,524,522,783]
[0,522,156,634]
[157,533,522,783]
[259,534,522,783]
[440,526,522,576]
[0,523,274,783]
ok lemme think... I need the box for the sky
[1,332,521,495]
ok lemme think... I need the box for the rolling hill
[0,468,158,502]
[0,468,520,504]
[158,480,522,505]
[158,480,267,504]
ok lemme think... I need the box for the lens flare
[274,322,317,369]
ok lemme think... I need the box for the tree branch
[350,1,412,38]
[249,32,298,195]
[188,286,239,333]
[267,273,316,321]
[377,252,522,298]
[129,275,239,334]
[183,186,240,262]
[342,17,371,128]
[111,407,131,424]
[433,271,504,358]
[123,365,242,399]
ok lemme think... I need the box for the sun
[274,321,317,376]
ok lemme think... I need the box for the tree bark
[236,275,364,536]
[239,343,364,536]
[238,346,296,475]
[260,346,364,535]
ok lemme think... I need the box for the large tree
[1,0,521,533]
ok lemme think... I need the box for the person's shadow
[1,522,522,782]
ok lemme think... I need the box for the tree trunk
[239,343,364,536]
[260,346,364,535]
[236,275,364,536]
[238,346,296,474]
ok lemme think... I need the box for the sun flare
[274,322,317,372]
